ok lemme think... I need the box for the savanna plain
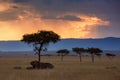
[0,56,120,80]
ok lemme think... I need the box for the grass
[0,56,120,80]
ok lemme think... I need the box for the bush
[14,66,22,69]
[30,60,39,69]
[26,67,34,70]
[30,60,54,69]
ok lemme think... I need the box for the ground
[0,56,120,80]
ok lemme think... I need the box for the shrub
[30,60,54,69]
[14,66,22,69]
[26,67,34,70]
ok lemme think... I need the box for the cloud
[1,0,120,21]
[12,0,28,3]
[41,15,57,20]
[6,0,118,23]
[41,15,82,21]
[0,6,28,21]
[58,15,82,21]
[0,0,120,40]
[0,10,18,21]
[0,1,33,21]
[12,5,19,9]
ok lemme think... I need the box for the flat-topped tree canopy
[56,49,70,56]
[72,47,86,62]
[87,47,103,63]
[21,30,60,44]
[21,30,60,64]
[72,47,85,54]
[56,49,70,62]
[87,48,103,54]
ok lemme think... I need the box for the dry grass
[0,56,120,80]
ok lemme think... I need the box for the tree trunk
[61,55,63,62]
[91,53,94,63]
[38,49,41,63]
[79,54,82,62]
[38,42,44,63]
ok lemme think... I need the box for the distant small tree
[106,53,116,59]
[56,49,70,62]
[72,47,85,62]
[87,48,103,63]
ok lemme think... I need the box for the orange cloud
[0,2,15,11]
[0,11,110,40]
[0,3,9,11]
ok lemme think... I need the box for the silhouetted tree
[106,53,116,59]
[87,48,103,63]
[72,47,85,62]
[56,49,69,62]
[21,30,60,64]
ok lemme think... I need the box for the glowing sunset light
[0,14,110,40]
[0,0,119,40]
[0,3,11,11]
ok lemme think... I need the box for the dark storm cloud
[12,5,19,9]
[41,15,82,21]
[0,5,27,21]
[58,15,82,21]
[0,0,120,38]
[1,0,120,22]
[0,0,9,2]
[12,0,28,3]
[41,15,57,20]
[11,0,119,21]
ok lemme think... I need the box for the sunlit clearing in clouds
[58,15,110,38]
[0,13,110,40]
[0,21,22,40]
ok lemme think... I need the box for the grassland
[0,56,120,80]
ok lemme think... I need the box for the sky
[0,0,120,40]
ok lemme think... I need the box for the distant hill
[0,37,120,51]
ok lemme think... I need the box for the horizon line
[0,37,120,41]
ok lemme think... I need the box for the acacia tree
[21,30,60,63]
[87,48,103,63]
[106,53,116,60]
[72,47,85,62]
[56,49,69,62]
